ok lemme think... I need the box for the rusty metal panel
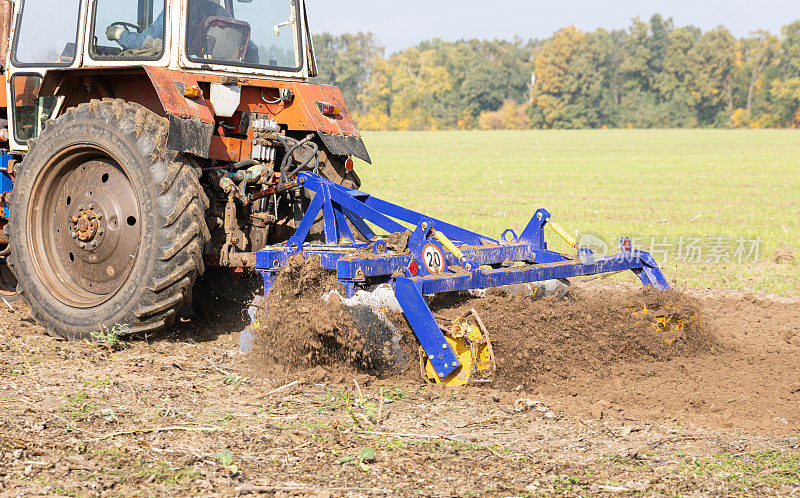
[209,135,252,162]
[143,66,214,124]
[0,0,14,71]
[206,76,363,138]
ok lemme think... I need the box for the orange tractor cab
[0,0,366,337]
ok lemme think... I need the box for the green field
[358,130,799,295]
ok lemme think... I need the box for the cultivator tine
[395,277,461,379]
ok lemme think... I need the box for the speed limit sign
[422,243,446,274]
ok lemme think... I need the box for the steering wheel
[111,21,143,33]
[109,21,142,47]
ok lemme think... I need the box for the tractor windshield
[185,0,301,70]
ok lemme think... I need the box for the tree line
[312,16,800,130]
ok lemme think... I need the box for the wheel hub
[71,207,104,245]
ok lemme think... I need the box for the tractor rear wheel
[8,99,210,340]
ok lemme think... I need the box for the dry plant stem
[210,362,231,375]
[236,485,393,494]
[97,425,223,441]
[353,378,365,405]
[346,391,367,429]
[266,380,298,395]
[22,400,103,438]
[377,387,383,424]
[4,330,39,387]
[355,430,444,440]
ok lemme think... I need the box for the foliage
[313,17,800,129]
[478,100,531,130]
[686,451,800,489]
[312,32,383,114]
[90,324,128,350]
[337,446,377,472]
[213,450,235,467]
[223,373,248,386]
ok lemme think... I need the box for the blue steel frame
[257,172,670,380]
[0,151,13,219]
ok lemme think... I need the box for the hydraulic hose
[276,134,319,185]
[231,159,260,170]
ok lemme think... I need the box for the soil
[245,260,800,435]
[775,243,796,264]
[1,273,799,495]
[249,255,366,372]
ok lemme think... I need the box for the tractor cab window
[11,75,59,143]
[13,0,80,66]
[186,0,301,70]
[91,0,166,59]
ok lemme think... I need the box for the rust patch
[143,66,214,124]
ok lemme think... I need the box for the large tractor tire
[317,149,361,191]
[7,99,210,340]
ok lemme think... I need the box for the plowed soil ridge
[249,255,365,374]
[428,288,712,391]
[247,257,711,388]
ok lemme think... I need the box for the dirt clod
[775,243,796,264]
[248,255,365,377]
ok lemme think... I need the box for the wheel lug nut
[78,205,84,211]
[88,203,95,210]
[98,228,104,235]
[97,213,103,220]
[79,242,86,249]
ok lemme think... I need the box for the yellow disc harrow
[420,309,496,387]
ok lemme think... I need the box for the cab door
[5,0,86,152]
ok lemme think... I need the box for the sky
[306,0,800,53]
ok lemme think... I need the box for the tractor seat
[189,16,252,63]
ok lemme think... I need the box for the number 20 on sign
[422,243,446,274]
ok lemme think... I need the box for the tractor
[0,0,365,338]
[0,0,682,385]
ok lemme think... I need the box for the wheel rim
[27,145,142,308]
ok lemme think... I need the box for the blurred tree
[312,32,383,114]
[313,17,800,130]
[688,27,737,126]
[478,100,531,130]
[532,26,587,127]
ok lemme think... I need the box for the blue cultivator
[250,172,671,385]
